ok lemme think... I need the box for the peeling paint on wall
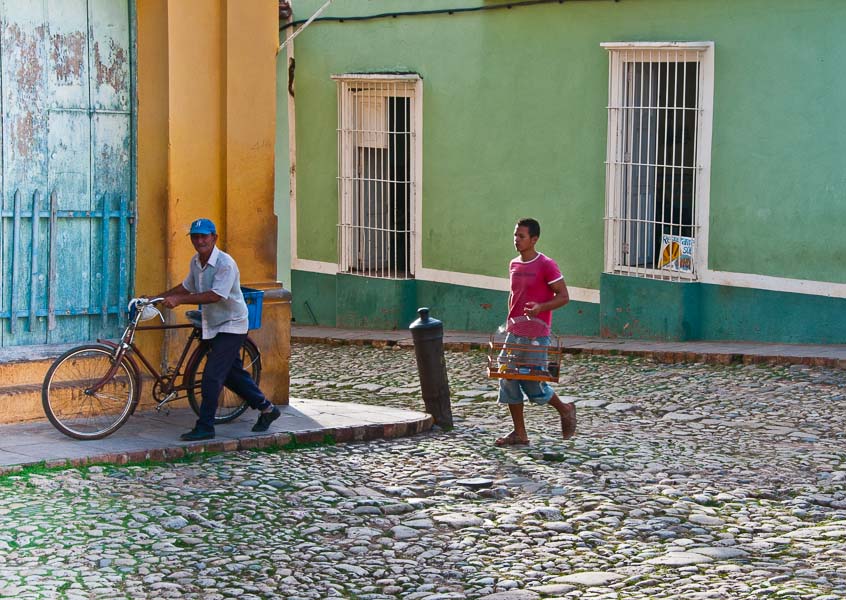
[5,23,45,94]
[11,111,37,158]
[50,30,86,83]
[93,39,127,93]
[3,23,46,160]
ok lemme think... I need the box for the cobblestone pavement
[1,343,845,599]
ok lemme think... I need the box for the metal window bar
[336,76,416,279]
[605,48,703,281]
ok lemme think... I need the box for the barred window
[334,74,421,279]
[602,42,714,280]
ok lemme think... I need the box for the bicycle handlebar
[127,297,167,328]
[134,297,165,306]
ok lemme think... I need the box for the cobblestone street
[2,342,846,599]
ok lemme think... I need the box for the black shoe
[180,428,215,441]
[252,406,281,432]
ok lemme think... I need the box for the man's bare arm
[523,279,570,317]
[154,284,223,309]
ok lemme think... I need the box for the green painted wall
[288,0,846,288]
[414,281,512,334]
[282,1,846,343]
[291,0,609,288]
[707,4,846,283]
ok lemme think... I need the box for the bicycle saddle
[185,310,203,329]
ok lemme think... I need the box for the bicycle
[41,297,261,440]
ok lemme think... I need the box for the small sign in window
[658,234,695,273]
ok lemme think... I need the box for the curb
[561,347,846,369]
[292,335,485,353]
[293,334,845,369]
[0,416,433,477]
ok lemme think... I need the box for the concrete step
[0,352,182,425]
[0,355,61,423]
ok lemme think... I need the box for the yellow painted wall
[135,0,288,405]
[135,0,169,362]
[224,0,279,282]
[136,0,168,296]
[137,0,278,284]
[165,1,226,278]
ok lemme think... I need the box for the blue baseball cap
[189,218,216,235]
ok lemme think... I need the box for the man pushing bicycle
[152,218,280,441]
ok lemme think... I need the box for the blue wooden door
[0,0,134,347]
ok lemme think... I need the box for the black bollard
[409,307,453,429]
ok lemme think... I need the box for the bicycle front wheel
[185,337,260,424]
[42,344,139,440]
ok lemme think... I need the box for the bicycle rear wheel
[185,337,260,424]
[42,344,139,440]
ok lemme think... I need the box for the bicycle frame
[87,300,207,412]
[84,306,152,395]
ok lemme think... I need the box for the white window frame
[332,73,423,280]
[602,42,714,281]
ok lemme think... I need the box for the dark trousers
[197,332,269,432]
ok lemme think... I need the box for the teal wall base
[411,280,505,333]
[413,280,599,336]
[291,270,337,326]
[335,274,418,330]
[698,283,846,344]
[293,270,845,343]
[291,270,599,335]
[600,274,703,341]
[600,273,846,344]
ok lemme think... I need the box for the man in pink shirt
[496,218,576,446]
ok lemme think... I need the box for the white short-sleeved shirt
[182,246,248,339]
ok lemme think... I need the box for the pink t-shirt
[508,252,564,334]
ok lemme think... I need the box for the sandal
[495,431,530,447]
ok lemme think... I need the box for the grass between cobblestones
[0,343,844,598]
[0,435,339,486]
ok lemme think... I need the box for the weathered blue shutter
[0,0,134,347]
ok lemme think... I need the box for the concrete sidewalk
[293,324,846,368]
[0,399,432,475]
